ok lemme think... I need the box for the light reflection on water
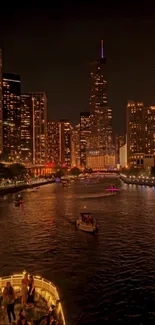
[0,179,155,324]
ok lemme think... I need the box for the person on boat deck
[27,275,35,305]
[4,282,16,324]
[17,309,29,325]
[21,272,29,306]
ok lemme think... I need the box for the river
[0,176,155,324]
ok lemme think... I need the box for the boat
[14,199,22,207]
[106,185,120,193]
[14,194,23,206]
[76,213,99,233]
[0,272,66,325]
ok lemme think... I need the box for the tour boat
[0,273,66,325]
[76,213,99,233]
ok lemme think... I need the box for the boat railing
[0,274,66,325]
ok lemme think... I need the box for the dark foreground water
[0,177,155,325]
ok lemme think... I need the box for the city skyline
[1,5,155,134]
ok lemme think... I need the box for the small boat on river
[0,273,66,325]
[14,194,23,206]
[76,213,99,233]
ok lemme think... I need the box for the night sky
[0,3,155,135]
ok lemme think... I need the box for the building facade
[47,121,60,164]
[31,93,47,164]
[126,101,145,168]
[71,123,80,167]
[20,94,33,163]
[80,112,90,168]
[86,149,116,171]
[145,106,155,155]
[59,120,71,167]
[0,49,2,156]
[3,73,21,161]
[89,42,112,152]
[115,134,125,164]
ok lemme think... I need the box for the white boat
[0,272,66,325]
[76,213,99,233]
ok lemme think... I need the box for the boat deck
[0,295,48,324]
[0,274,66,325]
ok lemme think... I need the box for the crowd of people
[0,273,58,325]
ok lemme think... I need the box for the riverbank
[120,174,155,187]
[0,179,55,195]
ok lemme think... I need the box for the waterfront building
[119,143,127,168]
[0,49,2,156]
[59,120,72,167]
[20,94,33,163]
[86,149,116,171]
[71,123,80,167]
[3,73,21,161]
[89,41,112,152]
[115,134,125,164]
[80,112,90,168]
[47,121,60,164]
[145,106,155,155]
[126,101,145,168]
[30,92,47,164]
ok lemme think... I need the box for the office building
[31,93,47,164]
[20,94,33,163]
[47,121,60,164]
[86,149,116,171]
[0,49,2,155]
[89,41,112,152]
[71,123,80,167]
[59,120,71,167]
[3,73,21,161]
[80,112,90,168]
[115,134,125,164]
[145,106,155,155]
[119,144,127,168]
[126,101,145,168]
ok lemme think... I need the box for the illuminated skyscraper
[115,134,125,164]
[71,123,80,167]
[20,94,33,163]
[80,112,90,168]
[3,73,21,161]
[47,121,60,164]
[30,93,47,164]
[89,41,112,152]
[0,49,2,155]
[145,106,155,155]
[126,101,145,167]
[59,120,71,167]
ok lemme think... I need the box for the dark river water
[0,176,155,325]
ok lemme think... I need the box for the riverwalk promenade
[0,178,55,195]
[120,174,155,187]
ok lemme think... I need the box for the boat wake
[77,192,116,199]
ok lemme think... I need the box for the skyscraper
[126,101,145,167]
[59,120,71,167]
[71,123,80,167]
[0,49,2,156]
[89,41,112,152]
[20,94,33,163]
[31,93,47,164]
[3,73,21,161]
[145,106,155,155]
[80,112,90,168]
[47,121,60,164]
